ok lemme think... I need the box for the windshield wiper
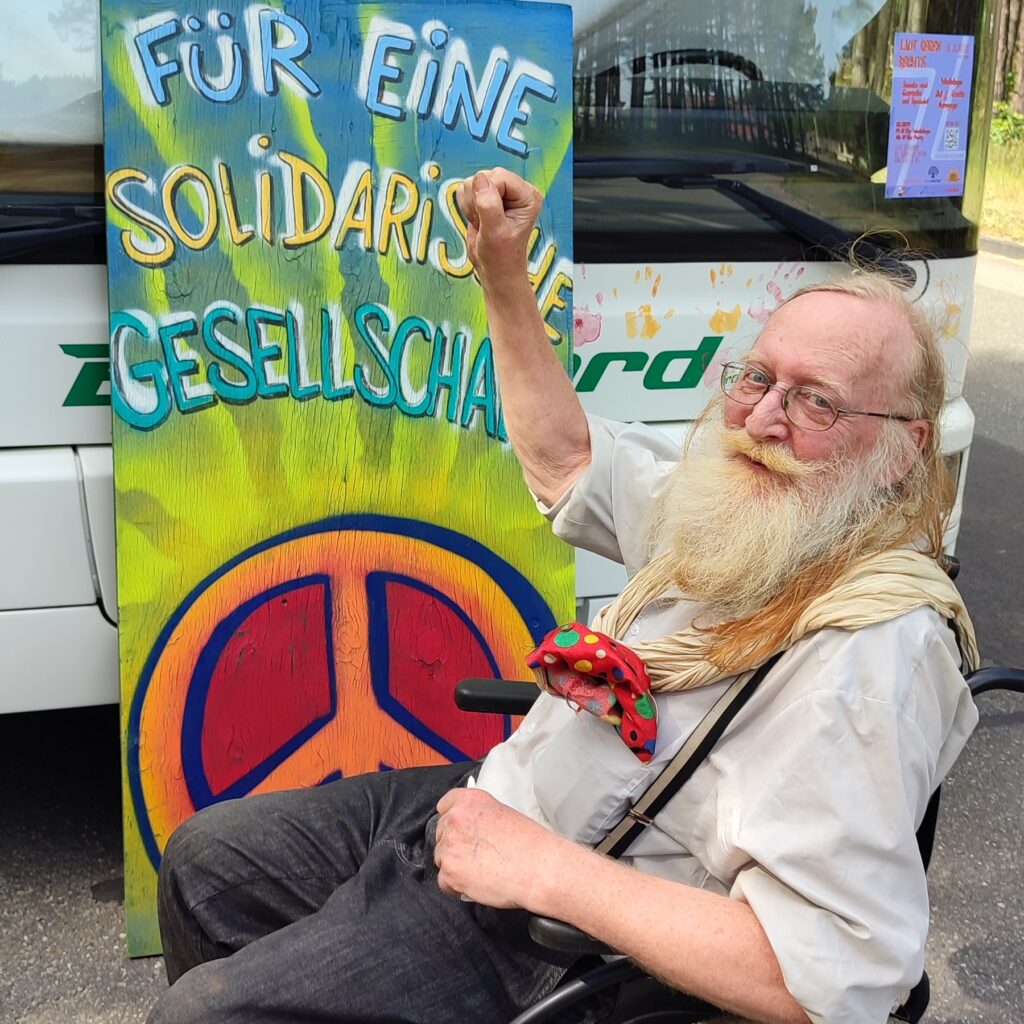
[576,159,919,287]
[676,176,918,287]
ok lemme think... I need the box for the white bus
[0,0,997,712]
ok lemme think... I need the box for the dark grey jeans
[148,760,578,1024]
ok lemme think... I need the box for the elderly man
[150,169,978,1024]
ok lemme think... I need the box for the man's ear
[883,418,930,486]
[907,418,930,456]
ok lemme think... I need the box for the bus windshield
[571,0,995,262]
[0,0,996,265]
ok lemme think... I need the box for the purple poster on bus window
[885,33,975,200]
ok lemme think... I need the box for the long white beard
[655,418,898,620]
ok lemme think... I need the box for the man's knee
[159,799,248,901]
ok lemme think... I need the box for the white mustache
[722,429,819,479]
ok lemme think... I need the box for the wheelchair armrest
[966,666,1024,698]
[528,915,615,956]
[454,678,540,715]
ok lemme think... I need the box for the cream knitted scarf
[590,547,979,691]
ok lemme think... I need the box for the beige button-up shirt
[476,416,978,1024]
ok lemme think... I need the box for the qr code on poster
[943,126,961,150]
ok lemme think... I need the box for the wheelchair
[455,664,1024,1024]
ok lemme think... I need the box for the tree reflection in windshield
[569,0,989,261]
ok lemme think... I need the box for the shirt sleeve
[537,415,682,575]
[708,622,975,1024]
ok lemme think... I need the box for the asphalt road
[922,247,1024,1024]
[0,250,1022,1024]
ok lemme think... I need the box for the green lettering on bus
[574,336,722,393]
[643,336,722,390]
[61,344,112,407]
[575,351,648,392]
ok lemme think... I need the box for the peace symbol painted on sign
[126,515,555,869]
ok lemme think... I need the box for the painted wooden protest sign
[99,0,573,953]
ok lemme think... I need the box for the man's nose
[743,386,791,441]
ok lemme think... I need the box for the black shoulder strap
[596,651,785,860]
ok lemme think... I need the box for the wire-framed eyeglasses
[720,362,914,432]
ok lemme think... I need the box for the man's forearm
[534,844,811,1024]
[481,275,591,506]
[456,169,591,505]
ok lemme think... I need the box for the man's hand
[435,786,809,1023]
[434,787,566,909]
[456,169,543,289]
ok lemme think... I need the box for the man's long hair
[661,271,955,674]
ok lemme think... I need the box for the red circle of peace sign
[127,515,555,868]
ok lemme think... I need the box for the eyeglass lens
[721,364,837,430]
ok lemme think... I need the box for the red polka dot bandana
[526,623,658,762]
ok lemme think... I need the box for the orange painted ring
[127,514,556,868]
